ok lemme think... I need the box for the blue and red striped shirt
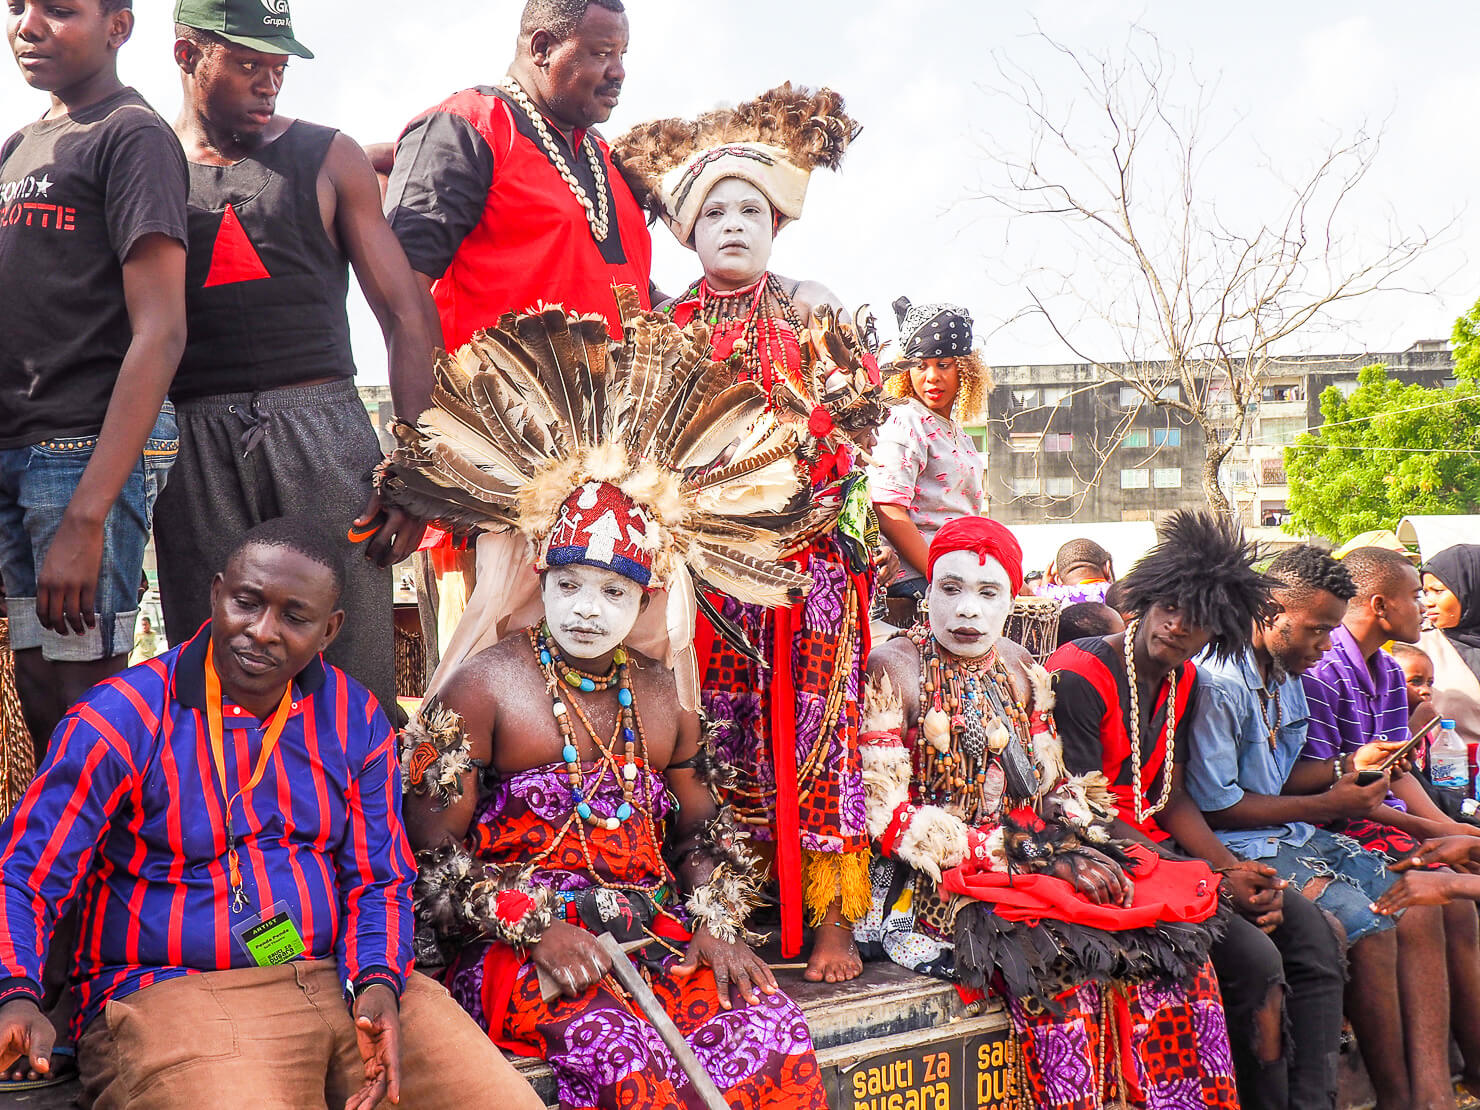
[0,625,415,1037]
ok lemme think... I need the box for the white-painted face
[928,550,1013,659]
[692,177,774,290]
[541,564,645,660]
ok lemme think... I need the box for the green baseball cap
[174,0,314,60]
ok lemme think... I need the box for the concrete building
[971,340,1454,526]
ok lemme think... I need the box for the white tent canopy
[1396,515,1480,562]
[1009,521,1160,581]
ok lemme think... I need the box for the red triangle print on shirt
[203,203,270,287]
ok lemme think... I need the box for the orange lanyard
[204,641,294,912]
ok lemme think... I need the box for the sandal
[0,1044,76,1092]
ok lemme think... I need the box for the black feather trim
[696,590,764,663]
[952,900,1229,1013]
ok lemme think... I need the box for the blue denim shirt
[1185,649,1315,860]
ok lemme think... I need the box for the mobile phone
[1352,718,1443,787]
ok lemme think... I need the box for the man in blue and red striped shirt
[0,518,539,1108]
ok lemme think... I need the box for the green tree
[1284,362,1480,541]
[1453,294,1480,384]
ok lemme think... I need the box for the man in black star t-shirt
[0,0,187,761]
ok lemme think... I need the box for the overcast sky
[5,1,1476,386]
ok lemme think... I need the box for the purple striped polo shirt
[1299,624,1410,812]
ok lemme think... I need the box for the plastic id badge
[230,899,306,967]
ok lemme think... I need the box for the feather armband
[414,842,556,950]
[881,802,972,883]
[400,701,474,809]
[685,862,763,945]
[860,672,912,840]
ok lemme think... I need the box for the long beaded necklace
[498,77,611,242]
[1122,618,1178,825]
[908,626,1038,821]
[532,623,640,829]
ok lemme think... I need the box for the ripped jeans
[1211,889,1345,1110]
[1265,827,1398,943]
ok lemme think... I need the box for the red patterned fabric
[1010,964,1240,1110]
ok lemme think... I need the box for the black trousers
[1210,890,1345,1110]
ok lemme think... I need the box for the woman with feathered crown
[374,292,833,1108]
[614,85,882,982]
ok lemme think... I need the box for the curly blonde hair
[883,351,993,423]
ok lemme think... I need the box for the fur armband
[414,842,556,949]
[685,862,763,944]
[890,803,971,883]
[400,701,474,809]
[860,672,912,840]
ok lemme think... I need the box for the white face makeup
[927,550,1013,659]
[541,564,645,660]
[692,177,775,290]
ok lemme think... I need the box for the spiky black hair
[1266,544,1356,608]
[1117,510,1275,660]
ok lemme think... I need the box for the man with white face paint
[857,517,1239,1109]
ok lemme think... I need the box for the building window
[1009,434,1039,454]
[1010,477,1042,498]
[1044,432,1074,453]
[1123,429,1149,449]
[1157,384,1180,401]
[1042,386,1071,406]
[1120,468,1149,490]
[1259,417,1304,446]
[1152,428,1181,448]
[1153,467,1182,488]
[1119,386,1142,407]
[1011,388,1039,409]
[1045,477,1074,498]
[1260,458,1288,485]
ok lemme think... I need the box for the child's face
[1401,655,1434,710]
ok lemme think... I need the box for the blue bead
[576,802,592,819]
[562,744,579,763]
[570,788,584,802]
[580,678,595,693]
[623,728,636,743]
[540,651,551,665]
[616,803,633,821]
[617,688,633,707]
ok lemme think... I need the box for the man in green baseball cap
[173,0,314,59]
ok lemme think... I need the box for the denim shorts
[0,405,177,662]
[1267,827,1397,943]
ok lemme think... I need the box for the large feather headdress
[612,83,860,246]
[375,286,838,706]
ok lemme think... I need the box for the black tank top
[174,120,355,398]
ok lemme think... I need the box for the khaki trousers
[77,961,544,1110]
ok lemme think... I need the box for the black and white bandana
[892,296,973,360]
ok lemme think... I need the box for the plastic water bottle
[1431,720,1469,792]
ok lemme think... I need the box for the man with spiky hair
[1185,545,1455,1110]
[1047,512,1339,1110]
[383,0,652,348]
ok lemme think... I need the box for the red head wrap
[927,517,1024,596]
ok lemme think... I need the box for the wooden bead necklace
[532,623,641,829]
[909,625,1037,822]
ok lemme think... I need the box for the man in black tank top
[154,0,441,723]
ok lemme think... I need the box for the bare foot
[804,920,862,983]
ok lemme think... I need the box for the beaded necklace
[908,625,1038,821]
[498,77,610,243]
[1122,619,1179,824]
[532,623,640,829]
[673,272,809,397]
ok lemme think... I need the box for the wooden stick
[595,933,731,1110]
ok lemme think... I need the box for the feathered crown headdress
[613,83,860,246]
[375,286,839,705]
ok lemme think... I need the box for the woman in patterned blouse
[867,297,991,599]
